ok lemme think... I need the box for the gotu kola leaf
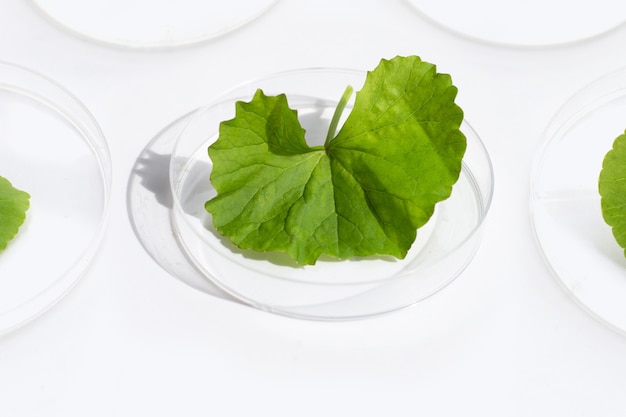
[0,175,30,252]
[205,56,466,265]
[599,129,626,256]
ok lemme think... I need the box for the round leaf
[206,56,466,265]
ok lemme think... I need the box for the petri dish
[531,66,626,334]
[167,68,494,320]
[404,0,626,47]
[0,62,111,335]
[31,0,280,49]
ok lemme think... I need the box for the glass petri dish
[405,0,626,47]
[168,68,494,320]
[32,0,280,49]
[0,62,111,335]
[531,67,626,334]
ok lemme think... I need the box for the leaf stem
[325,85,354,147]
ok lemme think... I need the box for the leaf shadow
[132,149,173,209]
[127,112,238,301]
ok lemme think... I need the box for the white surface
[2,0,626,416]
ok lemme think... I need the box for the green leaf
[599,129,626,255]
[205,56,466,265]
[0,175,30,252]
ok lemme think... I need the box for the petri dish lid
[32,0,280,49]
[531,66,626,335]
[0,62,111,335]
[405,0,626,47]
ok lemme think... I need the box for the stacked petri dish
[163,68,494,320]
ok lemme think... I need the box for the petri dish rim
[0,61,111,336]
[403,0,626,48]
[31,0,281,49]
[530,66,626,335]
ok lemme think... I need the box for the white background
[2,0,626,415]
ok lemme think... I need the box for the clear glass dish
[0,62,111,335]
[165,68,493,320]
[405,0,626,46]
[531,67,626,335]
[32,0,279,49]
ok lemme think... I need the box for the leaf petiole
[325,85,354,147]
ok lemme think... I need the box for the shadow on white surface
[126,112,240,304]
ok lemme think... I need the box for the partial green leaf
[206,56,466,265]
[0,175,30,252]
[599,129,626,255]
